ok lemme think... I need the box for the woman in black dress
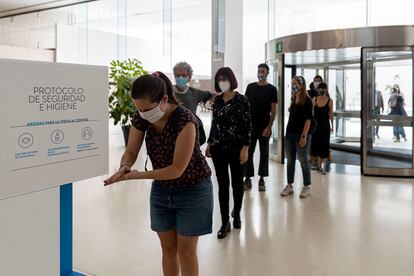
[310,83,333,174]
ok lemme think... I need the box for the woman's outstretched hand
[104,165,138,186]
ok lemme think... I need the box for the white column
[224,0,243,93]
[212,0,225,90]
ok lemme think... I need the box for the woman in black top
[280,76,313,198]
[206,67,252,239]
[310,83,333,174]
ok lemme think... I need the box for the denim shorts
[150,177,213,236]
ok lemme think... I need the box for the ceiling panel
[0,0,96,17]
[0,0,53,12]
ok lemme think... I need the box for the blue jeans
[393,126,406,139]
[150,178,213,236]
[285,133,312,186]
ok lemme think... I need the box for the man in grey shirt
[173,61,216,114]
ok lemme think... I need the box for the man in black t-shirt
[244,63,278,192]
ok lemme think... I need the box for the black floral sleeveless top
[131,106,211,188]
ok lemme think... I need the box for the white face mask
[138,101,165,124]
[292,84,300,94]
[218,80,231,92]
[257,73,267,81]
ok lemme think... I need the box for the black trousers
[211,146,244,224]
[244,129,270,178]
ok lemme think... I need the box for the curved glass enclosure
[266,25,414,177]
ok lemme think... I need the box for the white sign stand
[0,59,108,276]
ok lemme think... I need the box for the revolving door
[267,25,414,177]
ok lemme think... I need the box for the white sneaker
[318,167,327,175]
[300,186,311,198]
[280,185,294,196]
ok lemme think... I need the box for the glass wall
[369,0,414,26]
[0,0,212,78]
[1,1,413,85]
[242,0,268,92]
[270,0,414,38]
[171,0,211,77]
[273,0,367,38]
[126,0,165,71]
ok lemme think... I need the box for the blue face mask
[176,76,188,88]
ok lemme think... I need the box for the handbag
[309,100,318,134]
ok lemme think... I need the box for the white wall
[0,188,60,276]
[0,15,56,49]
[56,24,117,66]
[0,44,54,61]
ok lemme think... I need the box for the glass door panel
[269,55,285,162]
[330,66,362,152]
[362,47,414,176]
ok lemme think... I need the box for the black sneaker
[243,178,252,191]
[258,178,266,192]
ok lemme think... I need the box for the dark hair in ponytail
[131,71,179,105]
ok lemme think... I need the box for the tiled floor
[73,120,414,276]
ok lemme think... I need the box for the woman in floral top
[104,71,213,276]
[206,67,252,239]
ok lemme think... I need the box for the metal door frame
[361,46,414,176]
[271,54,285,163]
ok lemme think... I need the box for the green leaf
[108,58,147,126]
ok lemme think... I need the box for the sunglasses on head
[293,76,305,86]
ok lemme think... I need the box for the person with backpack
[104,71,213,276]
[205,67,252,239]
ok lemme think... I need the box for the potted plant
[108,59,147,146]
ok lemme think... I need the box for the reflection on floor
[331,149,412,169]
[73,123,414,276]
[331,149,361,166]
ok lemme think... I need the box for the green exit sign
[276,42,283,54]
